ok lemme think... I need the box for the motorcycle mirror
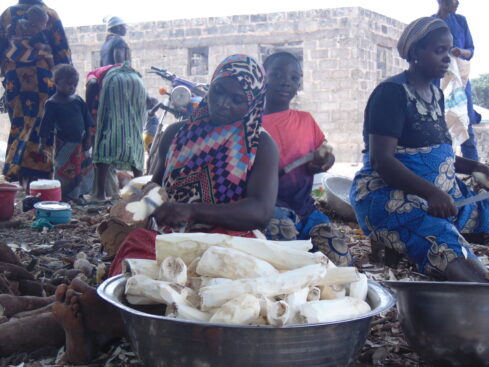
[159,87,168,95]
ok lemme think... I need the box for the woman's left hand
[153,202,194,228]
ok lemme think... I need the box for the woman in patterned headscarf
[350,17,489,282]
[108,54,279,274]
[47,55,279,365]
[0,0,71,187]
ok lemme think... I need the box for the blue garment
[351,144,488,275]
[434,13,479,160]
[265,206,330,242]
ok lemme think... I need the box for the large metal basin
[98,276,394,367]
[384,280,489,367]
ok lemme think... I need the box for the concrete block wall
[1,7,407,163]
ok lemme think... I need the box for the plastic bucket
[34,201,72,225]
[30,180,61,201]
[0,183,20,221]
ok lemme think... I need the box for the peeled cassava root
[110,184,167,225]
[155,233,327,270]
[124,233,372,327]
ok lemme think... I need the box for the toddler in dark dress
[39,64,94,203]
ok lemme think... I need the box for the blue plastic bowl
[34,201,72,224]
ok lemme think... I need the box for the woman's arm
[154,132,280,230]
[370,134,457,218]
[151,121,185,185]
[454,155,489,175]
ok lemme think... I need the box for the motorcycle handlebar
[150,66,209,96]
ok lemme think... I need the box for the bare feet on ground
[52,279,125,364]
[52,284,95,365]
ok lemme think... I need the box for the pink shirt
[263,109,326,217]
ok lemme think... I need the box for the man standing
[100,16,130,66]
[435,0,479,160]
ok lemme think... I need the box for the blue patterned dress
[350,72,489,276]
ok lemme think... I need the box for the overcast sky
[5,0,488,77]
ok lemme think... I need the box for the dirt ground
[0,184,488,367]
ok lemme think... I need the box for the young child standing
[39,64,94,203]
[262,52,352,265]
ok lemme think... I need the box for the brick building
[1,7,487,163]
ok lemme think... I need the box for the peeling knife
[455,191,489,208]
[279,151,315,177]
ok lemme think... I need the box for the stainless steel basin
[384,280,489,367]
[98,276,394,367]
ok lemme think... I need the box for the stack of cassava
[123,233,370,326]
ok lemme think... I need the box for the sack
[440,55,469,146]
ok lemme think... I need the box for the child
[262,51,352,265]
[5,5,54,70]
[39,64,94,204]
[143,96,161,153]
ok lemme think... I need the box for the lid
[0,183,20,191]
[30,179,61,189]
[34,201,71,211]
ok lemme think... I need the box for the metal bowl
[321,175,356,222]
[384,280,489,367]
[98,276,394,367]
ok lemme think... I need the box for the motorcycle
[146,66,209,174]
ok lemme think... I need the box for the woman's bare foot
[52,284,95,365]
[68,278,125,337]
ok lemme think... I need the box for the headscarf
[163,54,266,205]
[397,17,449,60]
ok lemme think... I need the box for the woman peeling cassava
[350,17,489,282]
[0,55,279,364]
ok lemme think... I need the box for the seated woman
[50,54,279,364]
[350,17,489,282]
[262,51,352,266]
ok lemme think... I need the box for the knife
[455,191,489,208]
[279,151,315,177]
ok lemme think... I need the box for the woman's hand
[451,47,472,59]
[425,187,457,218]
[153,202,194,228]
[307,149,335,175]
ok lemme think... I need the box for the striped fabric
[397,17,449,60]
[93,64,146,171]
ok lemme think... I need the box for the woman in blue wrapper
[434,0,479,160]
[350,17,489,282]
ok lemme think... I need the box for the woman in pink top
[262,52,352,265]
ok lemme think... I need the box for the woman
[350,17,489,282]
[90,63,146,201]
[0,0,71,186]
[434,0,478,160]
[262,51,352,266]
[108,54,279,273]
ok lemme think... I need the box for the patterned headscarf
[397,17,449,60]
[163,54,266,205]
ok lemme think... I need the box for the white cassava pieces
[122,233,370,326]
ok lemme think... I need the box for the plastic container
[34,201,72,224]
[0,183,20,221]
[30,179,61,201]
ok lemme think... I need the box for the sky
[7,0,489,77]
